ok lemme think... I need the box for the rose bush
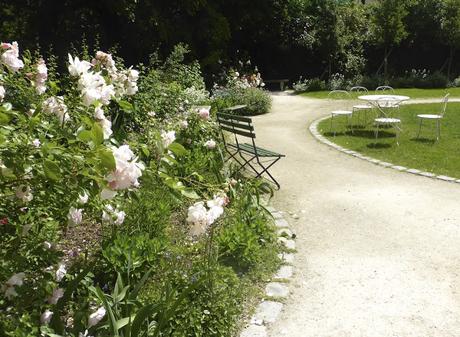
[0,42,280,337]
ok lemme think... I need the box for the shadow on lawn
[349,129,396,139]
[366,142,392,149]
[410,137,437,145]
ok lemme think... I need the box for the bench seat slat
[228,143,284,157]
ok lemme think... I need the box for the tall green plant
[370,0,409,81]
[440,0,460,80]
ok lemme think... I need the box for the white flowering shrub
[0,42,149,335]
[0,41,280,337]
[212,65,272,116]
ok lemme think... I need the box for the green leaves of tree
[43,159,62,181]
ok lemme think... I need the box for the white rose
[0,85,5,102]
[32,139,41,148]
[68,54,92,77]
[15,185,33,203]
[204,139,216,149]
[88,307,106,328]
[40,310,53,324]
[48,288,64,304]
[68,207,83,226]
[55,263,67,282]
[161,130,176,148]
[78,192,89,204]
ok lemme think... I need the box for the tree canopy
[1,0,460,82]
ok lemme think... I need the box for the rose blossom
[2,272,25,299]
[15,185,33,203]
[105,145,144,190]
[34,58,48,94]
[48,288,64,304]
[1,41,24,72]
[186,202,209,236]
[68,207,83,226]
[78,192,89,204]
[32,138,41,148]
[0,85,5,102]
[42,96,69,123]
[55,263,67,282]
[198,107,210,120]
[180,120,188,128]
[161,130,176,148]
[204,139,216,149]
[68,54,92,77]
[40,310,53,324]
[88,307,106,328]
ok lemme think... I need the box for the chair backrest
[350,86,368,93]
[440,93,450,117]
[216,113,256,145]
[376,96,402,117]
[328,90,351,100]
[376,85,395,93]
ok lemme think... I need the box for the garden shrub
[292,77,327,93]
[212,67,272,115]
[0,41,280,337]
[389,70,448,89]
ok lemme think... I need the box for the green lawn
[301,87,459,99]
[317,102,460,178]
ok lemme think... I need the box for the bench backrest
[216,112,257,149]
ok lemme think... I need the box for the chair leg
[254,157,282,189]
[437,120,440,141]
[348,114,353,134]
[330,114,335,136]
[417,118,422,138]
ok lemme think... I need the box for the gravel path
[251,94,460,337]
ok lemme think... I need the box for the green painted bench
[216,112,285,189]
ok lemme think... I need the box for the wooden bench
[264,79,289,91]
[216,112,285,189]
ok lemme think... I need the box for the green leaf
[43,159,61,181]
[90,286,120,337]
[77,130,93,142]
[131,304,160,337]
[181,189,200,199]
[140,144,150,157]
[0,112,11,125]
[118,100,134,112]
[115,317,132,330]
[99,149,116,171]
[92,123,104,145]
[1,103,12,112]
[168,142,188,156]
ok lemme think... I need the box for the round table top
[358,94,410,102]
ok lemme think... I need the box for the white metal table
[357,95,410,145]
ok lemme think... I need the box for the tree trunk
[328,58,332,80]
[447,47,455,81]
[384,46,388,83]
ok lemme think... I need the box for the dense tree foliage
[1,0,460,83]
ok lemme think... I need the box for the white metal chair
[375,86,400,114]
[374,97,402,145]
[376,85,395,94]
[350,86,372,125]
[416,93,450,140]
[328,90,353,136]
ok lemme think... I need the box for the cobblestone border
[309,116,460,185]
[239,207,296,337]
